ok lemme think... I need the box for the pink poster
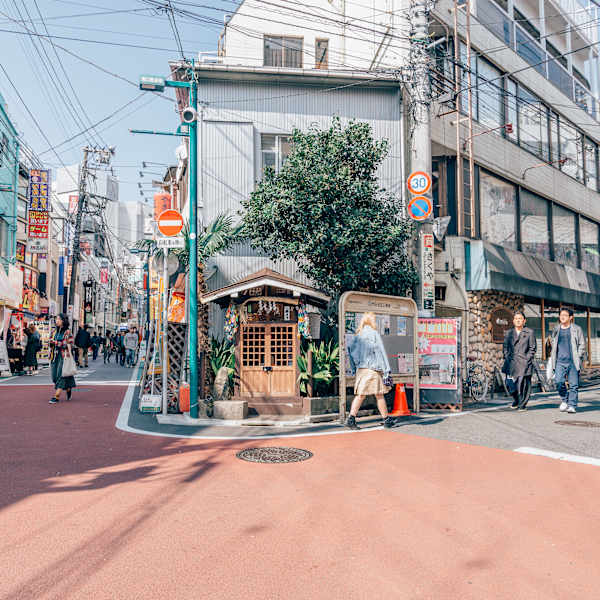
[417,318,459,389]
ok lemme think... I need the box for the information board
[34,321,51,365]
[338,292,420,421]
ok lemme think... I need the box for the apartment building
[187,0,600,368]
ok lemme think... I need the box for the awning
[466,241,600,310]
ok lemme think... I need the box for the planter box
[213,400,248,420]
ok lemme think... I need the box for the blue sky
[0,0,236,205]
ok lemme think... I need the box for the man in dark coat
[74,325,91,368]
[502,310,537,411]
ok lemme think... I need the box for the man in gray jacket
[549,307,586,413]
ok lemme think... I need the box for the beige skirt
[354,368,388,396]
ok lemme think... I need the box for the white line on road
[515,447,600,467]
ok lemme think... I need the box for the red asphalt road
[1,384,600,600]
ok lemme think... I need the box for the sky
[0,0,237,208]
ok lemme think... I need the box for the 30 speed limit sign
[407,171,432,195]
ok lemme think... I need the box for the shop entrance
[240,323,297,399]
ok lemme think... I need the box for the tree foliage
[241,118,418,303]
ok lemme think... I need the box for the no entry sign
[407,196,432,221]
[157,209,184,237]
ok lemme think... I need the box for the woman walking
[346,312,394,430]
[49,313,76,404]
[24,323,41,375]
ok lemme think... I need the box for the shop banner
[27,169,50,254]
[28,170,50,211]
[417,318,459,389]
[420,232,435,313]
[68,194,78,215]
[34,320,51,364]
[100,268,108,284]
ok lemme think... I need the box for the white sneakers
[560,402,576,413]
[567,406,576,414]
[559,402,568,412]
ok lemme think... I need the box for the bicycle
[463,355,489,402]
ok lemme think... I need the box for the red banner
[153,192,171,221]
[27,210,49,238]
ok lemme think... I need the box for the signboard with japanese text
[420,232,435,313]
[28,169,50,211]
[27,169,50,254]
[417,318,459,389]
[68,194,79,215]
[34,320,51,364]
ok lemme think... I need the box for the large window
[518,86,549,160]
[263,36,303,68]
[552,204,578,267]
[559,119,584,182]
[581,217,600,273]
[477,58,503,128]
[261,134,291,175]
[584,138,598,190]
[480,171,517,248]
[315,39,328,69]
[520,190,550,260]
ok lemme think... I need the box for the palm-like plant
[297,339,340,396]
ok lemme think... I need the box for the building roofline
[168,61,400,88]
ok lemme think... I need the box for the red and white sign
[407,171,432,195]
[157,209,184,237]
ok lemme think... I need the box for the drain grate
[555,420,600,428]
[236,447,313,464]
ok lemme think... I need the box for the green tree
[241,118,417,307]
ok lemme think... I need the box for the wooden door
[268,324,297,397]
[239,323,297,399]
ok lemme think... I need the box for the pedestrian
[74,324,91,368]
[23,322,41,375]
[103,332,113,364]
[502,311,537,411]
[124,327,138,367]
[548,307,586,414]
[345,312,394,430]
[49,313,76,404]
[90,330,102,361]
[116,331,126,366]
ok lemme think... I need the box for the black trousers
[511,375,532,408]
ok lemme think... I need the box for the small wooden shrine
[201,269,330,415]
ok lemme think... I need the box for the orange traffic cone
[389,383,411,417]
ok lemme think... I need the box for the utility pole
[409,0,435,317]
[68,146,115,321]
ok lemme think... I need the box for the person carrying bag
[49,313,76,404]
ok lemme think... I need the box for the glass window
[506,78,518,142]
[550,113,560,162]
[584,138,598,191]
[591,310,600,365]
[581,217,600,273]
[552,204,578,267]
[460,42,477,117]
[520,190,550,260]
[261,134,291,175]
[264,36,303,68]
[518,86,549,159]
[559,119,584,182]
[477,58,503,129]
[480,171,517,248]
[315,39,328,69]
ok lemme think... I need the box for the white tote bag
[61,346,77,378]
[546,359,554,382]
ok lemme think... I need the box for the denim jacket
[348,325,391,376]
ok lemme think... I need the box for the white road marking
[515,447,600,467]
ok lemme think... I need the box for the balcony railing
[476,0,599,122]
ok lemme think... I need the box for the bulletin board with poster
[34,320,51,365]
[413,317,462,410]
[338,291,419,422]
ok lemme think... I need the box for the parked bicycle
[463,355,489,402]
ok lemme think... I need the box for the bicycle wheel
[469,363,489,402]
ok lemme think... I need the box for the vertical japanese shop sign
[420,232,435,313]
[27,169,50,253]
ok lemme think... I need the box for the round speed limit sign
[407,171,432,195]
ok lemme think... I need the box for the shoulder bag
[61,345,77,377]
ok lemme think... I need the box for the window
[0,133,7,167]
[479,171,517,248]
[584,138,598,190]
[518,86,549,159]
[315,38,328,69]
[506,78,518,142]
[264,36,303,68]
[546,42,568,70]
[559,119,584,182]
[459,43,477,117]
[514,9,540,41]
[520,190,550,260]
[552,204,578,267]
[477,58,503,129]
[549,113,560,162]
[580,217,600,273]
[261,134,291,175]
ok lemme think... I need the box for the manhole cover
[555,420,600,428]
[236,447,313,463]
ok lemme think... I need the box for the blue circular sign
[407,196,432,221]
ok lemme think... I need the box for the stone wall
[467,290,524,375]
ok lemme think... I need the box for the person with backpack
[502,310,537,411]
[548,307,586,414]
[23,322,42,375]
